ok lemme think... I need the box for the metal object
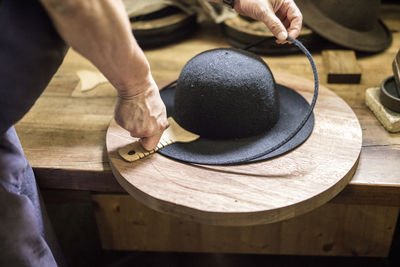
[392,49,400,95]
[380,76,400,113]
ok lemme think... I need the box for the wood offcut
[322,50,362,84]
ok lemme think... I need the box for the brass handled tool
[118,117,200,162]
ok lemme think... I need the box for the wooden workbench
[15,5,400,257]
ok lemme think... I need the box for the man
[0,0,302,266]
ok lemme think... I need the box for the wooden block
[322,50,362,84]
[92,194,398,257]
[365,87,400,132]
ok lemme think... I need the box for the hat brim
[296,0,392,52]
[158,84,314,165]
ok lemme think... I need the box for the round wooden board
[106,72,362,226]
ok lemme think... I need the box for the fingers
[284,0,303,39]
[237,0,303,42]
[140,131,164,151]
[135,117,169,151]
[261,6,288,41]
[115,86,170,151]
[271,0,303,43]
[235,0,303,42]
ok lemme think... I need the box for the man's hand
[114,76,169,151]
[234,0,302,42]
[40,0,169,150]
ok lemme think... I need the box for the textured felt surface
[174,48,279,139]
[158,84,314,164]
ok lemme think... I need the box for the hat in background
[123,0,197,48]
[296,0,392,53]
[222,15,323,54]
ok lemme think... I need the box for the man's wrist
[111,44,153,96]
[116,73,154,99]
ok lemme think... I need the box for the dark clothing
[0,0,68,266]
[0,127,64,267]
[0,0,67,134]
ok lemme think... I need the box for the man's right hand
[234,0,303,43]
[114,76,169,151]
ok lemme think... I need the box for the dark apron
[0,0,68,266]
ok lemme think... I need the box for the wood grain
[13,5,399,256]
[322,50,362,84]
[13,5,400,197]
[106,72,362,226]
[92,193,398,257]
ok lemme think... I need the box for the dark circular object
[131,12,197,49]
[158,81,314,165]
[380,76,400,113]
[174,48,279,139]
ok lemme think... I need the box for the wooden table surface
[15,5,400,205]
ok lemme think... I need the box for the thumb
[262,9,288,41]
[140,131,163,151]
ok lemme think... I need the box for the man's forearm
[40,0,152,97]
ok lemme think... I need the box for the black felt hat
[296,0,392,52]
[157,39,318,165]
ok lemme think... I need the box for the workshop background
[16,0,400,266]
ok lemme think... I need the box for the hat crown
[174,48,279,139]
[312,0,380,31]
